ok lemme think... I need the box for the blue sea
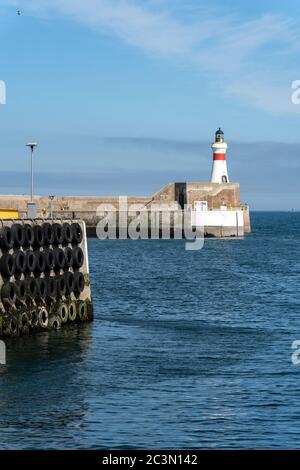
[1,212,300,449]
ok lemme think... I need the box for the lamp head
[215,128,224,143]
[26,142,38,150]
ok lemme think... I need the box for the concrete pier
[0,181,251,238]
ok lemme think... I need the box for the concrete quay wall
[0,181,251,237]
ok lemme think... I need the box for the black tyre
[77,301,88,321]
[33,225,44,247]
[44,248,55,271]
[37,277,47,300]
[16,280,27,303]
[58,303,68,324]
[43,223,54,245]
[74,271,85,294]
[56,275,66,297]
[12,223,25,247]
[23,223,35,246]
[46,276,57,299]
[0,253,15,277]
[25,250,36,272]
[54,247,65,270]
[49,315,61,330]
[0,226,14,250]
[63,223,72,244]
[34,250,46,273]
[19,311,30,335]
[64,271,74,294]
[71,223,83,244]
[72,246,84,268]
[25,277,38,300]
[30,309,39,329]
[68,302,77,322]
[53,223,64,245]
[64,246,73,269]
[3,315,19,337]
[1,282,17,305]
[14,250,26,274]
[38,307,49,329]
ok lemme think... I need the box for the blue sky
[0,0,300,209]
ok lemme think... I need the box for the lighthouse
[210,128,229,183]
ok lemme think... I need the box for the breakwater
[0,219,93,338]
[0,181,251,237]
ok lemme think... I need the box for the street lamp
[26,142,37,201]
[49,195,55,219]
[26,142,37,218]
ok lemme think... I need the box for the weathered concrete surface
[0,181,251,236]
[152,182,241,209]
[243,205,251,233]
[0,195,150,216]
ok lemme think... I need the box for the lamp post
[26,142,37,202]
[49,195,55,219]
[26,142,38,218]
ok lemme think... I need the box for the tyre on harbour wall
[0,219,93,338]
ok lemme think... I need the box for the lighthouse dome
[215,128,224,142]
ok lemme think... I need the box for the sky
[0,0,300,209]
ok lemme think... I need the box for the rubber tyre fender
[3,316,19,337]
[73,271,85,294]
[53,223,64,245]
[64,246,73,269]
[64,271,74,294]
[26,310,33,326]
[25,277,38,300]
[23,224,35,246]
[58,303,68,324]
[19,311,30,334]
[0,253,15,277]
[37,277,48,300]
[38,306,49,329]
[33,225,44,247]
[56,275,66,297]
[44,248,55,271]
[1,282,17,305]
[71,223,83,244]
[0,226,14,250]
[25,250,36,273]
[46,276,57,299]
[48,315,61,330]
[12,223,25,247]
[30,309,39,329]
[54,247,65,270]
[68,301,77,322]
[34,250,46,273]
[43,223,54,245]
[72,246,84,269]
[76,300,88,321]
[63,223,73,244]
[16,280,27,303]
[14,250,26,274]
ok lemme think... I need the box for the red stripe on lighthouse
[213,153,226,160]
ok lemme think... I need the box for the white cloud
[2,0,300,114]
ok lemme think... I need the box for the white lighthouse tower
[210,128,229,183]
